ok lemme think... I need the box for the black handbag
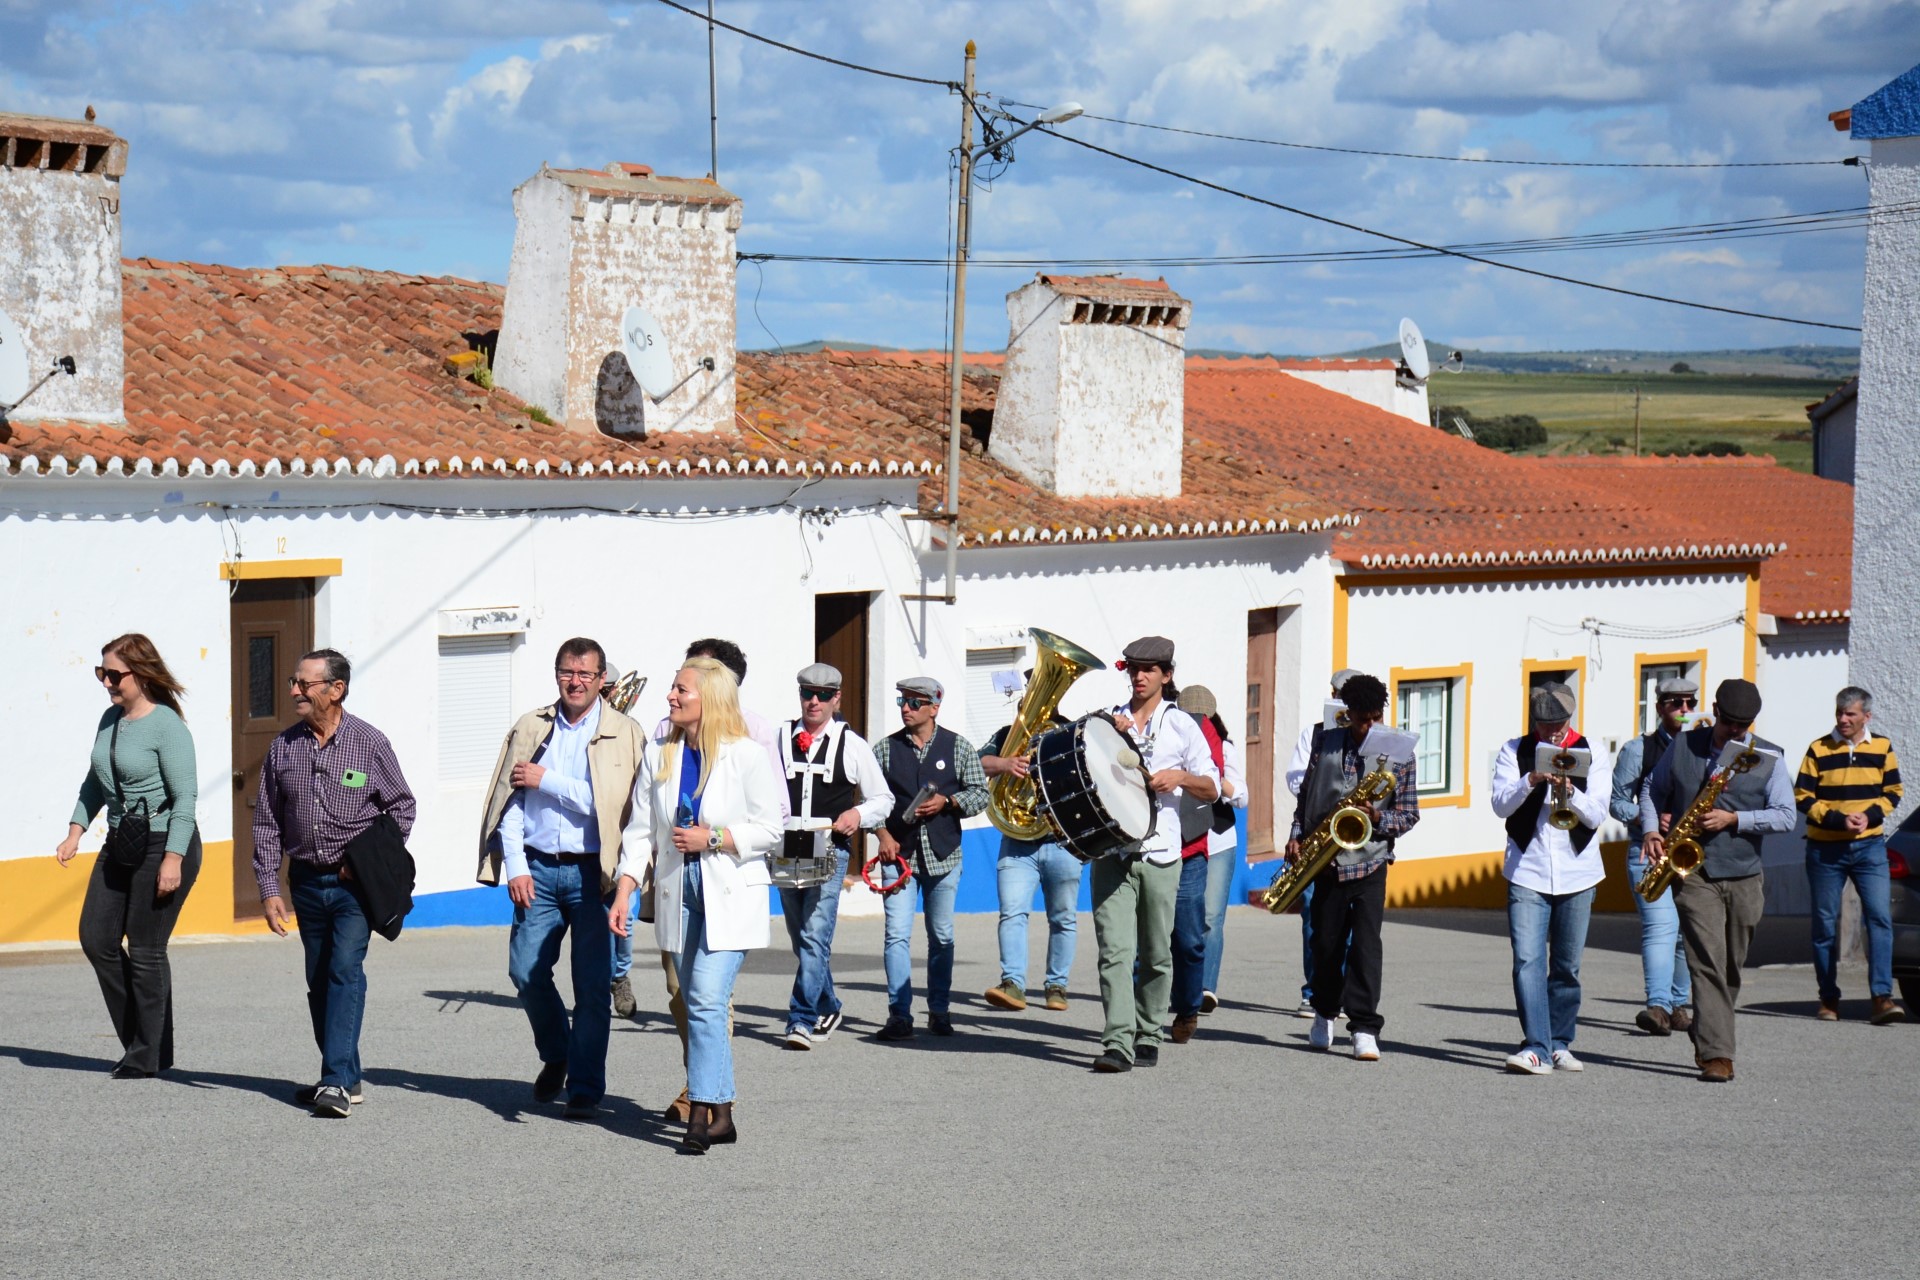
[102,714,154,870]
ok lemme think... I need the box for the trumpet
[1547,750,1579,831]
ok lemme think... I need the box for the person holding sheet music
[1490,682,1610,1076]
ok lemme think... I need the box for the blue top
[676,744,703,827]
[499,699,601,880]
[1851,63,1920,139]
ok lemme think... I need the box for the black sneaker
[563,1096,599,1120]
[1134,1043,1160,1067]
[928,1012,955,1037]
[533,1060,568,1103]
[814,1009,844,1041]
[295,1082,363,1106]
[876,1016,915,1041]
[1093,1048,1132,1073]
[311,1085,352,1118]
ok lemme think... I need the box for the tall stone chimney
[495,163,741,436]
[0,112,126,423]
[991,274,1190,497]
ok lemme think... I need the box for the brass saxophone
[1259,758,1398,915]
[1636,748,1761,902]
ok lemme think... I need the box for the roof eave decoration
[1353,541,1784,570]
[0,452,941,481]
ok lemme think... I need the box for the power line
[1033,123,1862,332]
[652,0,954,88]
[1002,99,1857,170]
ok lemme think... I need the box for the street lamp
[913,38,1081,604]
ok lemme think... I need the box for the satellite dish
[0,309,28,406]
[1398,317,1431,384]
[620,304,678,400]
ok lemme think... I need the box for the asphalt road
[2,908,1913,1280]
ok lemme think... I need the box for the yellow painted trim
[1341,560,1763,590]
[1520,655,1589,734]
[219,558,343,581]
[1743,572,1760,681]
[1385,846,1640,912]
[1631,649,1708,735]
[1389,662,1474,808]
[1331,576,1350,671]
[0,841,275,945]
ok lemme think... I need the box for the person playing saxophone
[1639,678,1794,1083]
[1286,674,1418,1061]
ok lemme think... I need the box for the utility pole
[938,41,976,604]
[1632,384,1642,457]
[706,0,719,180]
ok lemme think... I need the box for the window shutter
[964,646,1025,748]
[439,635,515,786]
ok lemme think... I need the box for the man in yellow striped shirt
[1794,687,1906,1025]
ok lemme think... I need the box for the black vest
[1506,732,1596,854]
[784,722,857,858]
[1664,725,1781,879]
[882,725,963,858]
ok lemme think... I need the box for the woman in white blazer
[610,657,782,1151]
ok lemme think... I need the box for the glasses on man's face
[94,667,131,687]
[287,676,334,693]
[799,686,837,703]
[1658,697,1699,710]
[556,668,603,687]
[897,695,934,711]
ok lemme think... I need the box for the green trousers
[1091,856,1179,1060]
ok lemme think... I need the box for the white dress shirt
[1207,737,1250,857]
[1286,723,1316,798]
[498,698,600,882]
[781,717,893,830]
[1491,733,1612,895]
[1113,699,1221,866]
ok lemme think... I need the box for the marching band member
[1641,679,1795,1083]
[1288,674,1416,1062]
[777,663,890,1049]
[1608,676,1697,1036]
[872,677,990,1041]
[1188,686,1249,1018]
[980,676,1080,1013]
[1281,669,1360,1018]
[1169,685,1228,1045]
[1491,682,1610,1076]
[610,658,783,1152]
[1091,637,1219,1073]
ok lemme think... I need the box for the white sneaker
[1552,1048,1584,1073]
[783,1025,813,1051]
[1294,999,1317,1019]
[1352,1031,1380,1061]
[1505,1049,1551,1075]
[1308,1015,1333,1050]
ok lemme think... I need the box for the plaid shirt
[871,728,989,875]
[1288,728,1420,881]
[253,711,417,901]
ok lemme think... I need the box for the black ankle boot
[682,1102,711,1152]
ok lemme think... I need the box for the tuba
[986,629,1105,841]
[1259,758,1398,915]
[604,671,647,714]
[1636,748,1761,901]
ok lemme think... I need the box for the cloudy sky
[4,0,1908,354]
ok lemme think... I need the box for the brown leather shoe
[1669,1006,1694,1032]
[1870,996,1908,1025]
[1698,1057,1734,1083]
[664,1087,692,1123]
[1169,1013,1199,1044]
[1635,1006,1672,1036]
[1816,999,1840,1022]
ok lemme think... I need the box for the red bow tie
[796,730,814,753]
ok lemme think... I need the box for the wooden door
[1245,608,1279,856]
[230,579,314,916]
[814,592,871,738]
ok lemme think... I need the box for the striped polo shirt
[1794,731,1903,842]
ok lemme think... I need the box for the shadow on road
[0,1043,303,1104]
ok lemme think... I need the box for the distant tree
[1433,405,1546,451]
[1670,361,1693,374]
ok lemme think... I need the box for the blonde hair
[665,656,749,797]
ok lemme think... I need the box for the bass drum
[1030,713,1156,860]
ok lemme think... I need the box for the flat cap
[896,675,944,701]
[1179,684,1219,718]
[1530,681,1577,723]
[1121,635,1176,666]
[796,662,843,690]
[1715,678,1762,721]
[1655,674,1699,697]
[1331,668,1362,692]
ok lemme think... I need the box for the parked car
[1884,810,1920,1008]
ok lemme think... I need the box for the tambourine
[861,848,912,895]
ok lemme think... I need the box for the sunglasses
[94,666,132,687]
[1658,696,1699,709]
[897,695,935,710]
[799,686,838,703]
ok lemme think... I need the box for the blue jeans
[1807,835,1896,1000]
[1299,878,1318,1002]
[995,837,1083,990]
[780,847,850,1030]
[507,854,613,1103]
[1169,854,1210,1018]
[1626,844,1692,1010]
[883,865,959,1019]
[1201,847,1235,996]
[611,894,637,982]
[1507,881,1595,1059]
[678,860,747,1105]
[289,866,371,1089]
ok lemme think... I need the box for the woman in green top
[56,634,203,1079]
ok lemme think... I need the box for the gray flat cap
[1655,674,1699,697]
[1179,685,1219,718]
[1122,635,1176,666]
[797,662,843,690]
[1331,668,1362,692]
[1530,682,1577,722]
[896,675,944,700]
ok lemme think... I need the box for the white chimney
[0,112,126,424]
[991,274,1190,498]
[495,163,740,436]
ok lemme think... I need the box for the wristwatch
[706,826,724,853]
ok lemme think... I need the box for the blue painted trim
[1852,63,1920,139]
[405,884,514,928]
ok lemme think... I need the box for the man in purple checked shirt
[255,648,416,1119]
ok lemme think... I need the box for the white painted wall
[493,174,572,420]
[0,152,123,423]
[1341,570,1752,860]
[1758,622,1851,759]
[1852,131,1920,816]
[1279,364,1429,424]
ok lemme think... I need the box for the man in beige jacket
[476,637,645,1120]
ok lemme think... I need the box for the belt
[527,848,600,865]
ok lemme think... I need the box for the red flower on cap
[1114,660,1127,671]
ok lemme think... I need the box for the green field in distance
[1427,371,1841,474]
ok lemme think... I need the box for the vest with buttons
[1505,732,1597,855]
[1663,725,1781,879]
[882,725,963,858]
[784,721,857,859]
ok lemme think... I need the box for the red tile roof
[1536,455,1852,622]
